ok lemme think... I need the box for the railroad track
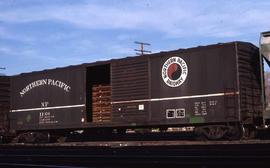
[0,140,270,167]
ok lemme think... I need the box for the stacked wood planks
[92,84,112,123]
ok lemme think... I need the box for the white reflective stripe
[111,92,239,104]
[11,92,239,111]
[11,104,85,112]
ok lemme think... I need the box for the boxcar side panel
[10,66,86,131]
[150,43,240,125]
[111,57,150,124]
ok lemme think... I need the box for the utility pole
[134,41,151,56]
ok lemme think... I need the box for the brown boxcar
[9,41,264,140]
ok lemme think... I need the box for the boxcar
[0,76,10,135]
[9,41,264,140]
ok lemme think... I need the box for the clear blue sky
[1,0,270,75]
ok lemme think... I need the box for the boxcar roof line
[14,41,256,76]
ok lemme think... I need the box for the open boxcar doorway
[86,64,111,123]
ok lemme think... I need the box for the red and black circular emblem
[162,57,188,87]
[167,63,182,80]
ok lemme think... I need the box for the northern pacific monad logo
[162,56,188,87]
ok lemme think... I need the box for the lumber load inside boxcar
[92,84,112,123]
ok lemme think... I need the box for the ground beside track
[0,140,270,167]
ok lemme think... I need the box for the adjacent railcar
[9,41,264,140]
[0,76,10,135]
